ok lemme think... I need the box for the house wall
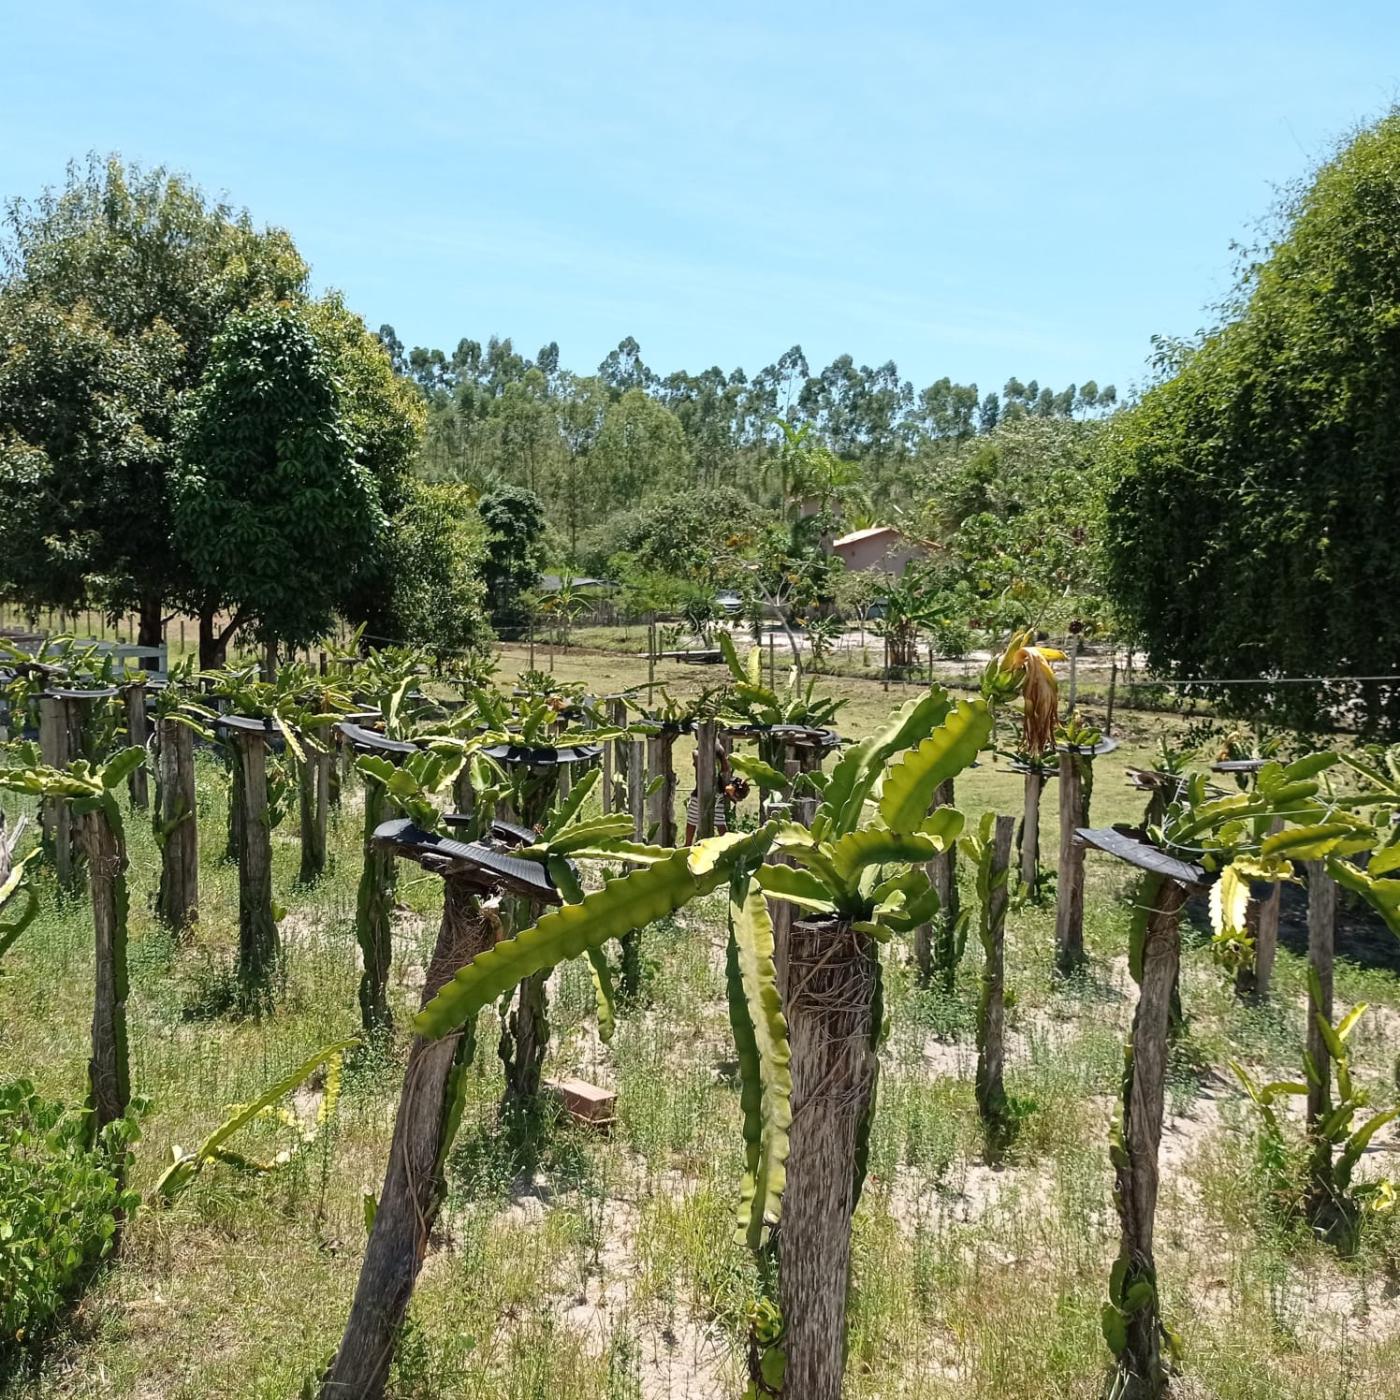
[834,533,919,574]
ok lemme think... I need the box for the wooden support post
[1019,768,1043,897]
[298,739,330,884]
[916,776,959,986]
[976,815,1015,1136]
[1105,656,1118,737]
[124,681,149,810]
[453,760,476,830]
[322,871,494,1399]
[646,733,677,847]
[82,802,130,1133]
[779,913,878,1400]
[556,758,572,805]
[38,695,76,890]
[1110,875,1189,1399]
[156,716,199,932]
[1252,816,1285,1000]
[1305,860,1336,1215]
[1054,752,1088,974]
[694,719,718,840]
[230,730,279,1008]
[1066,634,1080,716]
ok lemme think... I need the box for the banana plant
[156,1037,354,1202]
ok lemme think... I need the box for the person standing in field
[685,736,747,843]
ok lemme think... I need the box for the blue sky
[3,2,1397,400]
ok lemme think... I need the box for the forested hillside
[378,324,1116,558]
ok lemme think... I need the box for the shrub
[0,1080,141,1362]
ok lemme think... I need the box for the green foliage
[155,1039,352,1203]
[0,1080,142,1360]
[478,485,547,629]
[1101,110,1400,734]
[173,301,384,650]
[726,885,791,1253]
[0,155,306,628]
[1233,997,1397,1245]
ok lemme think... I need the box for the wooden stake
[156,716,199,932]
[1305,860,1336,1211]
[694,719,718,839]
[231,731,279,1007]
[124,681,149,810]
[976,815,1015,1131]
[1054,752,1088,973]
[1020,768,1042,897]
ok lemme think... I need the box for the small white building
[831,525,921,575]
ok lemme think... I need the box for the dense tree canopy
[383,324,1115,549]
[0,156,306,646]
[0,157,436,662]
[173,302,384,660]
[477,485,547,630]
[1101,111,1400,734]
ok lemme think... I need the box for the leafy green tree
[1101,111,1400,735]
[371,482,491,663]
[478,485,546,629]
[173,302,384,663]
[0,156,306,646]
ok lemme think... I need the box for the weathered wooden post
[83,796,131,1132]
[1305,860,1337,1221]
[297,732,332,886]
[41,687,118,891]
[1017,760,1048,897]
[340,721,418,1032]
[1250,815,1285,1000]
[38,692,75,889]
[488,738,599,1107]
[123,678,150,810]
[1054,736,1116,975]
[975,815,1015,1138]
[694,717,718,840]
[646,730,679,847]
[1079,827,1205,1400]
[156,713,199,932]
[217,716,280,1009]
[322,820,555,1400]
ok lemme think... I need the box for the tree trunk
[780,916,879,1400]
[137,595,163,667]
[1305,860,1336,1220]
[38,694,78,891]
[1019,768,1042,897]
[501,912,550,1109]
[124,683,149,810]
[975,815,1014,1134]
[298,746,330,884]
[321,875,492,1399]
[232,734,279,1009]
[1054,755,1088,974]
[356,780,397,1032]
[156,717,199,932]
[1110,877,1186,1400]
[83,804,130,1134]
[915,777,959,986]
